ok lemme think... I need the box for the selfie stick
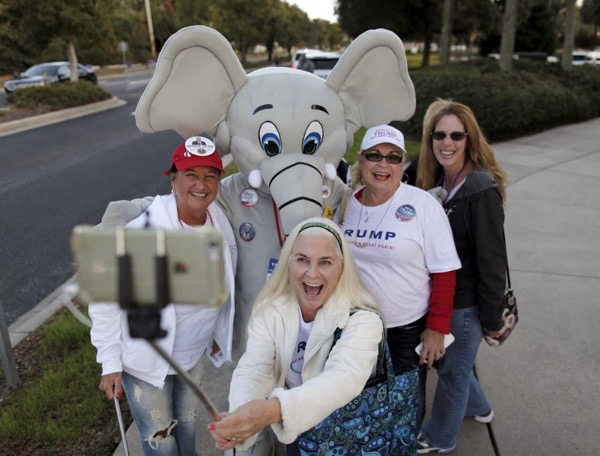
[113,395,130,456]
[116,228,221,422]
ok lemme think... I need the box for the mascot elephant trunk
[259,154,327,235]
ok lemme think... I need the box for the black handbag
[297,327,418,455]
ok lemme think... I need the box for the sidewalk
[6,117,600,455]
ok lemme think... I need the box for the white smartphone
[71,225,226,307]
[415,333,455,356]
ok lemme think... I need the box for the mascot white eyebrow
[104,26,415,352]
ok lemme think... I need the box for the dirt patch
[0,105,52,124]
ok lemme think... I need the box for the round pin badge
[185,135,216,156]
[240,188,259,207]
[396,204,416,221]
[239,222,256,242]
[322,185,331,199]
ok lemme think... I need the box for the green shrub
[5,81,111,111]
[397,60,600,142]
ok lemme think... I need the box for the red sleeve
[426,270,456,334]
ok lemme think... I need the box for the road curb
[0,96,127,138]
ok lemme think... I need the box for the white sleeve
[89,302,124,375]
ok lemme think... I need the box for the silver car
[4,62,97,93]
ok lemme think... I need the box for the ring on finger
[229,436,237,443]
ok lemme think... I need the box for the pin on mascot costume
[104,26,415,354]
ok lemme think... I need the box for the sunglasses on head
[430,131,468,141]
[362,151,403,165]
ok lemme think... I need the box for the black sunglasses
[362,151,403,165]
[430,131,468,141]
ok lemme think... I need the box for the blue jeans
[420,306,491,449]
[121,361,203,456]
[386,314,427,432]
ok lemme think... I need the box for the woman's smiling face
[290,233,343,322]
[432,114,468,175]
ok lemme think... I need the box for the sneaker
[417,436,456,454]
[473,409,494,424]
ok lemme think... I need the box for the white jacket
[89,194,237,387]
[228,294,383,449]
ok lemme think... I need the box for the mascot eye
[302,121,323,155]
[259,122,282,157]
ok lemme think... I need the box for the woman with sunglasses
[337,124,461,436]
[415,101,508,454]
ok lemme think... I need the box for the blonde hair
[250,217,383,323]
[416,100,507,202]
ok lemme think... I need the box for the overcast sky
[286,0,337,23]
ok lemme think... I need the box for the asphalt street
[0,75,179,324]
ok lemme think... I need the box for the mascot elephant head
[135,26,415,234]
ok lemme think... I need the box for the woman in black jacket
[414,100,508,454]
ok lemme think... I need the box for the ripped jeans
[121,361,203,456]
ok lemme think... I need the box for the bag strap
[332,315,391,380]
[503,229,512,290]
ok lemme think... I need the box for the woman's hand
[99,372,122,400]
[208,398,282,450]
[419,328,446,369]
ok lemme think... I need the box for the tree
[499,0,519,71]
[336,0,441,67]
[277,4,311,57]
[514,0,560,54]
[439,0,454,65]
[0,0,118,74]
[581,0,600,34]
[562,0,577,70]
[214,0,274,63]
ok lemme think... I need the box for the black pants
[386,313,428,432]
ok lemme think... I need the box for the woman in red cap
[89,136,237,456]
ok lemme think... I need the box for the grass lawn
[0,307,131,456]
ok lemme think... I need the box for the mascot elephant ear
[326,29,416,145]
[135,26,247,141]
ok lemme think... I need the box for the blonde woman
[415,101,508,454]
[207,217,385,454]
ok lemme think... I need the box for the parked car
[292,50,341,79]
[4,62,97,93]
[571,51,589,66]
[291,48,322,69]
[584,52,600,66]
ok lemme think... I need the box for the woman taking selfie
[90,137,236,456]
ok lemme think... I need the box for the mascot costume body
[103,26,415,355]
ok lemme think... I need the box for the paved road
[0,75,179,325]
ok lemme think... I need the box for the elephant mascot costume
[103,26,415,355]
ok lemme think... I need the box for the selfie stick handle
[148,339,221,421]
[113,395,131,456]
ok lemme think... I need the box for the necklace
[354,187,395,247]
[178,210,214,229]
[441,161,469,203]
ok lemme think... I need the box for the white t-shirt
[169,304,220,372]
[340,184,461,328]
[285,309,314,389]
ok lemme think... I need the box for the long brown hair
[416,100,507,202]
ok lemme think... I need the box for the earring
[171,188,177,197]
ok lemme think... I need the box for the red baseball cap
[163,135,225,175]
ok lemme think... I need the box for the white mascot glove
[427,186,447,206]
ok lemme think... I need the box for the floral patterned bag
[297,329,418,456]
